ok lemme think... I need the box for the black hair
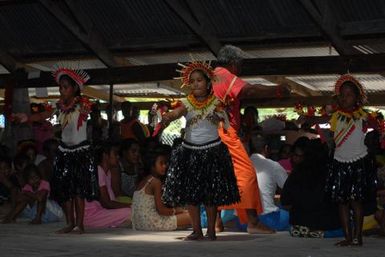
[0,156,12,167]
[137,147,169,185]
[250,134,268,154]
[293,139,329,189]
[340,81,363,106]
[13,153,32,170]
[42,138,59,154]
[120,138,140,156]
[95,140,119,165]
[22,164,41,182]
[59,75,81,97]
[244,106,259,117]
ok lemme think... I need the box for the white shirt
[334,119,368,162]
[250,153,288,215]
[60,109,88,146]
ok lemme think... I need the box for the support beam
[3,53,385,88]
[82,86,124,103]
[242,93,385,108]
[0,48,19,73]
[164,0,222,56]
[298,0,361,56]
[262,75,322,96]
[39,0,127,68]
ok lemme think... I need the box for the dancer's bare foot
[247,222,275,234]
[70,226,85,234]
[183,231,204,241]
[351,238,363,247]
[205,232,217,241]
[334,239,351,246]
[56,225,75,234]
[29,218,42,225]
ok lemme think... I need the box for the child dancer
[299,74,379,246]
[14,65,98,233]
[161,61,240,240]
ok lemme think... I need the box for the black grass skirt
[325,154,377,206]
[51,141,99,204]
[163,139,240,207]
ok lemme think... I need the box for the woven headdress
[175,60,214,88]
[334,74,367,104]
[52,63,90,90]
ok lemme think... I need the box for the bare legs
[56,197,85,234]
[185,205,218,240]
[335,201,363,246]
[185,205,203,240]
[335,203,351,246]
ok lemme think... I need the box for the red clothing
[213,67,246,131]
[213,67,263,223]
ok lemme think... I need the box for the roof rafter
[2,53,385,89]
[298,0,361,56]
[262,75,322,97]
[164,0,222,56]
[39,0,127,68]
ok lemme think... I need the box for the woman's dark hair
[22,164,41,182]
[294,139,329,188]
[95,141,119,164]
[59,75,81,97]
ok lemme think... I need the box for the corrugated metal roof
[288,74,385,93]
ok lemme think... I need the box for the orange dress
[213,67,263,223]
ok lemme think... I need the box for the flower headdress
[175,60,214,88]
[52,63,90,90]
[334,74,367,105]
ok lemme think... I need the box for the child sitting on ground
[2,164,62,224]
[132,148,191,231]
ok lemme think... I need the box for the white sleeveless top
[334,119,367,162]
[182,97,221,145]
[58,104,89,146]
[131,177,177,231]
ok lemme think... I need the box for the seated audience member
[17,140,45,166]
[278,143,292,173]
[250,134,289,231]
[0,157,17,207]
[132,149,190,231]
[38,138,59,181]
[2,164,62,224]
[281,139,342,238]
[118,139,143,199]
[84,141,131,229]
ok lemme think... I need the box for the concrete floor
[1,221,384,257]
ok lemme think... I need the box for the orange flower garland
[186,94,216,110]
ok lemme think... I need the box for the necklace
[57,96,80,114]
[186,94,216,110]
